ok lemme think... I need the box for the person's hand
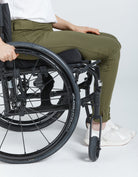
[72,25,100,35]
[0,42,19,62]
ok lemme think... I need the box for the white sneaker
[84,120,136,147]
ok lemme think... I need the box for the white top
[0,0,57,23]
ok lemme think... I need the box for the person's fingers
[91,29,100,35]
[86,30,100,35]
[75,26,100,35]
[12,52,18,60]
[95,31,100,35]
[0,44,17,62]
[8,49,19,61]
[96,29,100,34]
[10,45,15,50]
[0,58,6,62]
[96,29,100,35]
[3,51,16,61]
[6,53,13,61]
[85,27,100,35]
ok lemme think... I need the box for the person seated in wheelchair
[0,0,135,148]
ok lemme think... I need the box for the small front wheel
[89,136,101,162]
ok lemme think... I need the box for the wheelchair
[0,3,102,164]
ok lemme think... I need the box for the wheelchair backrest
[0,3,12,42]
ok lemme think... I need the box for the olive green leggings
[11,19,121,122]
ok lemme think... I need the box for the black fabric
[41,74,54,106]
[0,5,4,39]
[58,49,83,64]
[0,3,12,42]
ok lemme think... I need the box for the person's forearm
[52,15,100,35]
[52,15,76,31]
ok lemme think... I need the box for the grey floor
[0,76,137,177]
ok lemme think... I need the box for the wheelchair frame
[0,3,102,164]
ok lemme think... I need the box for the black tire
[89,136,101,162]
[0,42,80,164]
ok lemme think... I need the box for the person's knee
[108,37,121,56]
[101,32,121,50]
[110,34,121,50]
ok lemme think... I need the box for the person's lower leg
[92,49,121,127]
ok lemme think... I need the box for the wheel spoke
[27,113,50,144]
[27,59,40,83]
[28,99,43,125]
[0,111,5,116]
[29,87,39,94]
[0,116,15,150]
[53,118,65,124]
[19,116,26,154]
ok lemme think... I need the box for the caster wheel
[89,136,101,162]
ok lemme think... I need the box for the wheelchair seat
[58,48,83,64]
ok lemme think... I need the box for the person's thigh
[12,20,121,61]
[34,30,121,60]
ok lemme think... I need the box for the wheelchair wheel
[89,136,101,162]
[0,42,80,164]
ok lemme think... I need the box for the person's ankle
[92,121,107,131]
